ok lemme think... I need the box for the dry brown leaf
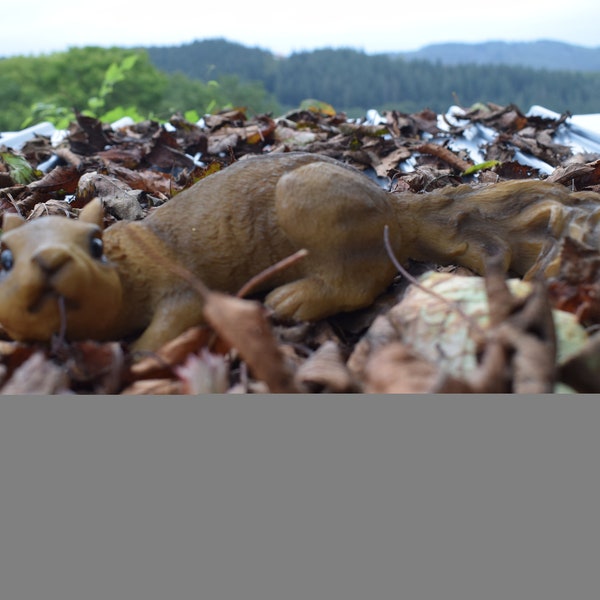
[27,199,74,219]
[347,314,400,380]
[203,109,248,129]
[294,340,358,393]
[27,164,80,194]
[558,331,600,393]
[484,262,557,393]
[68,112,111,153]
[363,342,441,393]
[77,172,144,220]
[375,147,413,178]
[129,326,215,381]
[106,165,176,197]
[207,132,240,154]
[97,145,144,169]
[0,351,70,394]
[65,340,125,394]
[141,130,195,172]
[547,237,600,325]
[203,291,298,393]
[121,378,183,395]
[175,350,229,394]
[361,338,482,394]
[493,161,539,179]
[546,161,598,186]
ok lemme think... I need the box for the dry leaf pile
[1,102,600,394]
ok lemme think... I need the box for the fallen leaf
[129,325,216,381]
[203,291,298,393]
[483,263,557,393]
[492,160,539,180]
[362,342,442,393]
[356,271,587,392]
[558,331,600,393]
[121,378,182,395]
[65,340,125,394]
[0,351,70,394]
[294,340,358,392]
[77,172,145,220]
[548,237,600,325]
[28,199,74,219]
[0,150,40,185]
[175,349,229,394]
[143,128,195,172]
[68,112,112,154]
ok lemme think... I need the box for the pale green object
[393,272,588,382]
[299,98,336,116]
[462,160,501,176]
[0,152,38,185]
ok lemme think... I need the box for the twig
[236,249,308,298]
[416,142,472,172]
[6,192,23,216]
[50,295,70,358]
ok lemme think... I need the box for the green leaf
[87,96,105,111]
[461,160,501,176]
[103,62,126,87]
[100,106,145,123]
[120,54,138,72]
[1,152,40,184]
[184,109,200,123]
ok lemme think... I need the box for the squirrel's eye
[90,236,104,260]
[1,248,14,271]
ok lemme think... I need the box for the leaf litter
[1,102,600,394]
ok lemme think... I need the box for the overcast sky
[2,0,598,58]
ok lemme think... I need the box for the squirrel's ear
[79,198,105,229]
[2,212,25,233]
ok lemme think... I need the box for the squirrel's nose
[33,247,71,274]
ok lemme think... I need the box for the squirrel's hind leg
[267,162,399,321]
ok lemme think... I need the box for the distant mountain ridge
[397,40,600,72]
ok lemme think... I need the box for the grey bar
[1,395,598,600]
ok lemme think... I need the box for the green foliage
[86,54,139,116]
[22,53,144,128]
[0,46,281,131]
[461,160,501,176]
[0,47,159,130]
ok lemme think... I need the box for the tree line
[2,40,600,132]
[147,39,600,116]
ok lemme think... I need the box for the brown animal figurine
[1,152,599,352]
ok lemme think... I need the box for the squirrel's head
[0,199,122,343]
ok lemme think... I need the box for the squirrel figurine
[1,151,599,352]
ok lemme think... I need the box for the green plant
[22,54,142,129]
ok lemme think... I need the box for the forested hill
[398,40,600,72]
[146,39,600,115]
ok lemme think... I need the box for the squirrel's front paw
[265,278,338,321]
